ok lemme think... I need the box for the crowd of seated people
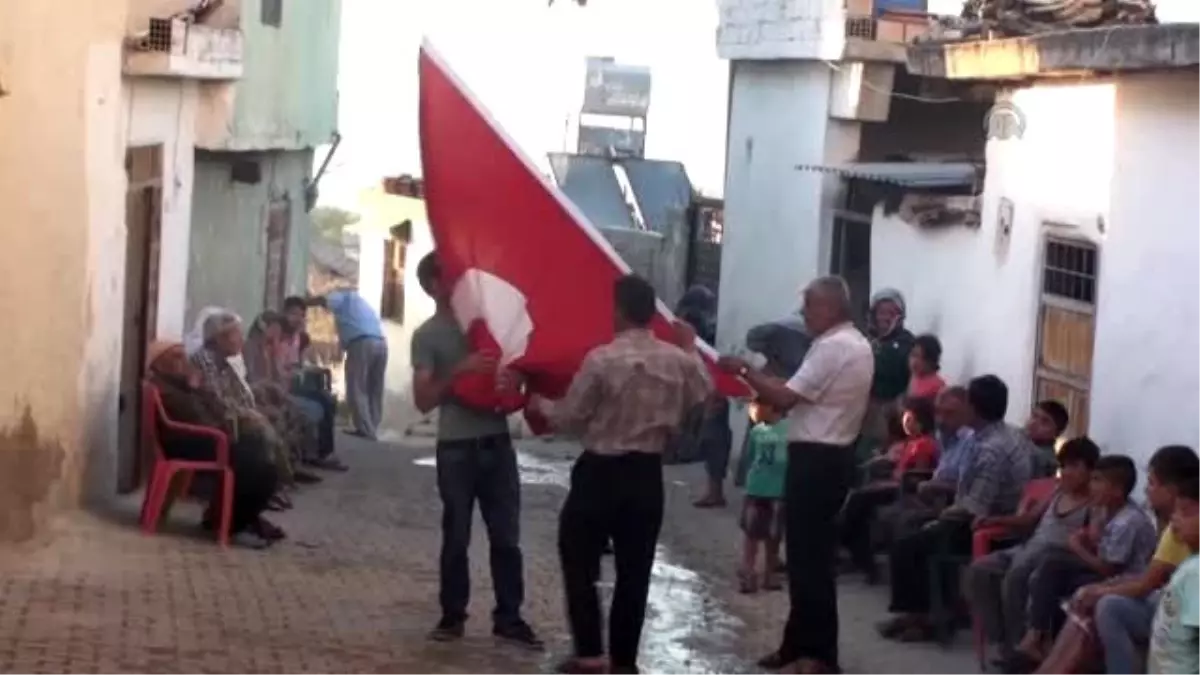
[144,298,349,549]
[821,290,1199,674]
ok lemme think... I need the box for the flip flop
[310,457,350,472]
[876,616,915,639]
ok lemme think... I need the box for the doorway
[263,197,291,310]
[830,179,874,324]
[1032,235,1098,438]
[117,145,163,494]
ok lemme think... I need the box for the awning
[793,162,980,188]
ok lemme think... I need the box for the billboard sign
[582,58,652,118]
[577,125,646,158]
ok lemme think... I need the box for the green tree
[311,206,360,241]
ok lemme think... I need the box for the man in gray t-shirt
[409,252,541,650]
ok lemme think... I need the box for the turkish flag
[418,42,749,431]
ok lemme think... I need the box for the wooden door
[1032,236,1099,438]
[263,198,291,310]
[118,145,164,493]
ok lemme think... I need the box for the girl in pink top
[907,333,946,400]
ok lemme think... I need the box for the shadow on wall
[0,406,66,542]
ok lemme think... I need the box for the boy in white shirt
[1147,475,1198,674]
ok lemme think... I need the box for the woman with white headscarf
[187,308,298,501]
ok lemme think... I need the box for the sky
[320,0,1198,210]
[321,0,729,208]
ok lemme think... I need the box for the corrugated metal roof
[794,162,980,188]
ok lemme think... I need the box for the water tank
[876,0,927,14]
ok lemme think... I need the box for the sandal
[897,623,935,643]
[255,518,286,541]
[876,615,915,640]
[693,495,727,509]
[762,572,784,591]
[756,651,790,671]
[738,569,758,594]
[310,456,349,472]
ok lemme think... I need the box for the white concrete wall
[1089,71,1199,460]
[871,71,1199,468]
[717,60,840,355]
[123,78,199,340]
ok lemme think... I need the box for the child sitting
[1025,400,1070,479]
[965,436,1099,663]
[738,399,788,594]
[839,397,938,583]
[1010,455,1157,668]
[1028,445,1198,674]
[1147,474,1198,674]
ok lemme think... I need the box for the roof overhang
[795,162,980,189]
[906,23,1199,81]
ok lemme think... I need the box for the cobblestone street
[0,437,977,673]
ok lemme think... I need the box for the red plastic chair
[970,477,1058,668]
[139,381,235,547]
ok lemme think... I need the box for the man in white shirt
[719,276,874,674]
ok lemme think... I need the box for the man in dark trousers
[718,276,874,674]
[532,274,713,674]
[410,252,542,650]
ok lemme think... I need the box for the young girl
[842,397,938,581]
[892,396,939,479]
[907,331,945,398]
[739,399,788,593]
[906,334,946,401]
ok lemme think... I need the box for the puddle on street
[414,451,744,674]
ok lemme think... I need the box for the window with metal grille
[1042,238,1098,304]
[261,0,282,27]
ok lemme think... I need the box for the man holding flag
[532,274,713,674]
[410,252,542,650]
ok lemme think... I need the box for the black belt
[437,433,511,450]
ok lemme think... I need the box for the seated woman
[145,340,281,549]
[840,397,938,583]
[187,308,299,508]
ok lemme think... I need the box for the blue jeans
[1095,593,1157,674]
[435,434,524,626]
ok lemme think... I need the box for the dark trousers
[1027,551,1103,632]
[887,517,972,614]
[559,451,664,669]
[702,399,733,483]
[840,484,900,570]
[293,386,336,458]
[778,442,856,666]
[436,434,524,625]
[164,430,278,533]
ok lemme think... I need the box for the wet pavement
[0,435,977,673]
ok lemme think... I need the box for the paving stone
[0,435,977,674]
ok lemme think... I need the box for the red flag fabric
[418,42,749,426]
